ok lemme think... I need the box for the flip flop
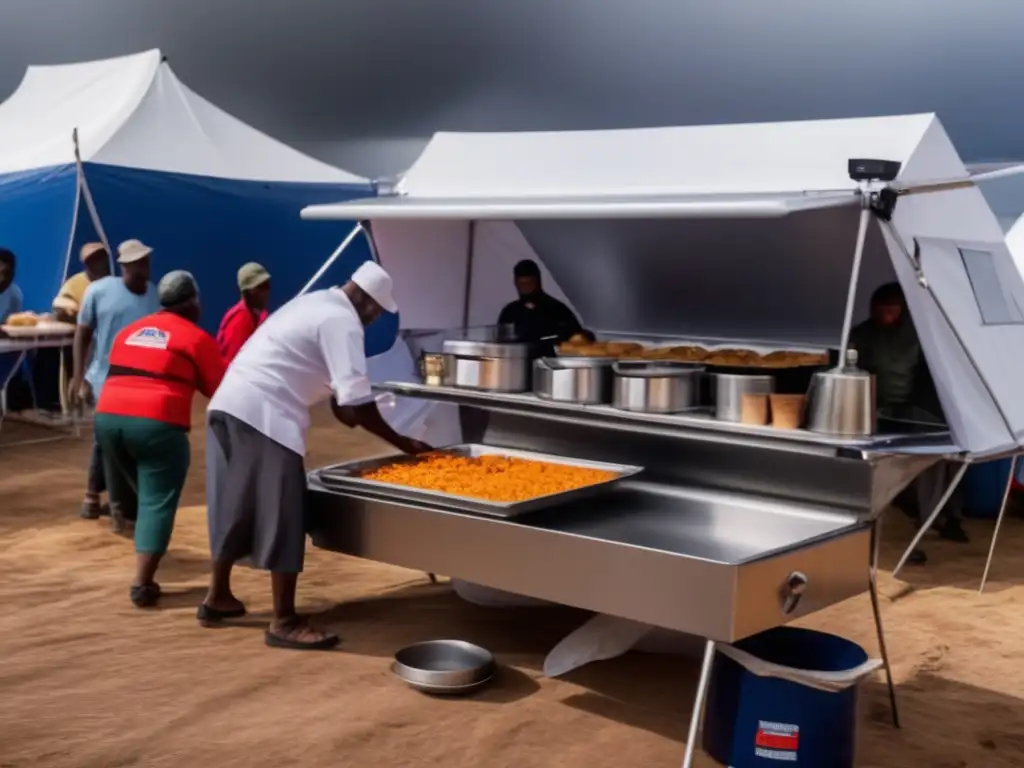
[130,582,162,609]
[196,603,248,626]
[264,623,340,651]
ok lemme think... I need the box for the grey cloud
[1,0,1023,182]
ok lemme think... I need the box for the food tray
[1,322,75,338]
[314,443,643,519]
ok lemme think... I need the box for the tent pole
[680,638,716,768]
[836,188,872,365]
[869,517,900,727]
[979,453,1019,593]
[297,222,364,297]
[72,129,114,270]
[892,461,969,577]
[461,221,476,330]
[61,131,85,288]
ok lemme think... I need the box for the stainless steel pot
[713,373,776,422]
[533,357,615,404]
[611,361,704,413]
[441,339,535,392]
[806,349,877,436]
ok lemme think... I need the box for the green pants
[94,414,191,555]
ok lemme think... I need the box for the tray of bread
[1,312,75,338]
[557,335,828,370]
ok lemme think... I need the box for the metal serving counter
[306,379,908,764]
[308,476,869,642]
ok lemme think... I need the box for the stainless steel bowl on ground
[392,639,497,694]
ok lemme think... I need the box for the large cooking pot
[806,350,877,436]
[712,373,776,422]
[442,339,536,392]
[612,361,704,413]
[533,357,615,404]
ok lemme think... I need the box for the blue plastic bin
[963,459,1013,519]
[703,627,877,767]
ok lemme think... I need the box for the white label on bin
[755,721,799,761]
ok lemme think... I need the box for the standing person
[198,261,430,650]
[36,243,113,416]
[0,248,26,408]
[52,243,113,322]
[70,239,160,528]
[0,247,23,324]
[497,259,581,352]
[94,271,225,608]
[216,262,271,365]
[850,281,968,565]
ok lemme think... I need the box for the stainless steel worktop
[376,381,956,457]
[307,473,869,642]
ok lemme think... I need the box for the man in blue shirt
[70,239,160,529]
[0,248,23,324]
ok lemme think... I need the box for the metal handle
[780,571,808,614]
[536,357,556,370]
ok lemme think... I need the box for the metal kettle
[806,349,877,436]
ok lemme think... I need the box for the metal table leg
[681,638,716,768]
[979,454,1018,594]
[893,461,969,578]
[869,519,900,728]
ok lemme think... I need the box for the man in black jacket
[498,260,582,347]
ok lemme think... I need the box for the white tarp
[304,112,1022,456]
[0,49,365,184]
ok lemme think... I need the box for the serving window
[958,247,1024,326]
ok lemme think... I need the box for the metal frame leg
[980,454,1019,594]
[893,461,969,577]
[681,639,716,768]
[869,519,900,728]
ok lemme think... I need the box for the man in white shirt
[198,261,429,650]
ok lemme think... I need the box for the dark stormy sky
[2,0,1024,223]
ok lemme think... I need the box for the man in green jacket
[850,282,968,565]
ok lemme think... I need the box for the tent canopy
[0,50,397,350]
[1006,212,1024,267]
[0,49,363,183]
[303,113,1024,456]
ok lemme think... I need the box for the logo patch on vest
[125,327,170,350]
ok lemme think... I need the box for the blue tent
[0,49,396,355]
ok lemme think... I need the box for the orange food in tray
[359,452,618,503]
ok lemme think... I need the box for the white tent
[0,48,360,183]
[305,113,1024,457]
[303,113,1024,674]
[0,49,387,348]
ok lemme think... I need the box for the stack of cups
[739,393,807,429]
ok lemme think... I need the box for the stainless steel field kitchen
[300,115,1024,766]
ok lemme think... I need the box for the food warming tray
[314,443,644,519]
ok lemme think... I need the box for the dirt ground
[2,402,1024,768]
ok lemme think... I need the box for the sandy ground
[2,403,1024,768]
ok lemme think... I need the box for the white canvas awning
[301,113,1024,455]
[302,191,859,221]
[0,49,366,184]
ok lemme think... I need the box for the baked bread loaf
[5,312,39,328]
